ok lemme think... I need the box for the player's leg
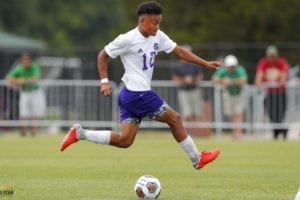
[156,107,220,169]
[156,107,187,142]
[83,122,139,148]
[60,122,139,151]
[60,87,142,151]
[109,123,139,148]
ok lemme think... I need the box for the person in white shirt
[60,1,222,170]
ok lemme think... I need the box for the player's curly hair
[136,1,163,17]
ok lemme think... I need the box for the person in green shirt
[6,52,46,136]
[212,55,248,139]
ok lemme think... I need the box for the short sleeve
[104,34,129,59]
[158,30,176,54]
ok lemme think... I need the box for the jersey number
[142,51,156,71]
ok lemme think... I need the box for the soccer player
[60,1,222,170]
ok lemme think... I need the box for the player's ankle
[76,124,86,140]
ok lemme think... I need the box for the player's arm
[172,45,222,69]
[98,49,112,96]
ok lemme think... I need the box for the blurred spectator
[171,45,205,136]
[254,45,290,140]
[212,55,248,139]
[6,52,46,136]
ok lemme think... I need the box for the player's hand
[206,61,223,70]
[100,83,112,96]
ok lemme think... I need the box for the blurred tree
[0,0,300,47]
[0,0,123,47]
[121,0,300,43]
[197,0,300,42]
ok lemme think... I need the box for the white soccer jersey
[104,27,176,91]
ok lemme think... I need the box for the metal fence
[0,80,300,137]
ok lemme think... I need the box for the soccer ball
[134,175,161,199]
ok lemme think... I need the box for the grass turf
[0,131,299,200]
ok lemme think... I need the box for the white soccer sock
[179,135,200,166]
[84,130,111,145]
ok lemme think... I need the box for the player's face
[139,14,162,37]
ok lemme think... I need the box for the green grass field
[0,131,299,200]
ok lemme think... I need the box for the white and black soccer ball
[134,175,161,199]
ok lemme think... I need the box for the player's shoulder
[156,29,170,39]
[119,27,140,39]
[114,27,142,45]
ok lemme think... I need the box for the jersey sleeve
[104,34,129,59]
[158,30,177,54]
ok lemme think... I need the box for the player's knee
[119,141,133,148]
[118,138,134,148]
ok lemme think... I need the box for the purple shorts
[118,87,169,124]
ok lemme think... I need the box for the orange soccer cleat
[60,124,80,151]
[195,149,221,169]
